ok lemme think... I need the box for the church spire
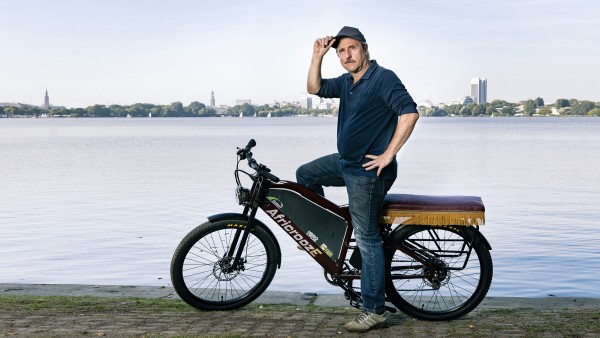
[43,88,50,110]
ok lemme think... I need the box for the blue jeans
[296,153,394,314]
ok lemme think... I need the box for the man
[296,26,419,333]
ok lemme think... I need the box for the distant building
[417,100,434,108]
[300,96,312,109]
[314,97,339,110]
[451,96,474,105]
[210,90,215,107]
[43,89,50,110]
[470,77,487,104]
[215,105,227,115]
[235,99,251,106]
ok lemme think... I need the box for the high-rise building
[300,95,312,109]
[210,90,215,107]
[470,77,487,104]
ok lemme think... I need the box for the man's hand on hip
[363,153,394,177]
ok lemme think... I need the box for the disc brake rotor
[423,260,450,289]
[213,257,242,281]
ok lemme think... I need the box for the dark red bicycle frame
[238,175,436,282]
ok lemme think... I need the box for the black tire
[385,225,493,321]
[170,219,279,310]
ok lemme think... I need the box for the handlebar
[237,139,280,182]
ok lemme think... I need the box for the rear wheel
[385,225,492,321]
[170,219,278,310]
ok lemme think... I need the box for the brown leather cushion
[383,194,484,212]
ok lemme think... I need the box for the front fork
[226,178,269,271]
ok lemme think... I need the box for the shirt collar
[346,59,378,83]
[361,60,378,80]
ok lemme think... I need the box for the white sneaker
[343,311,389,333]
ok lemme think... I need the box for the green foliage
[186,101,206,116]
[487,100,517,116]
[227,103,255,117]
[471,104,486,116]
[501,106,516,115]
[197,107,217,116]
[445,104,462,116]
[537,106,552,115]
[570,100,595,115]
[587,108,600,116]
[87,104,111,117]
[418,100,522,117]
[535,97,545,107]
[523,100,537,116]
[556,99,570,108]
[429,107,448,117]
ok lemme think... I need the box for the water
[1,117,599,297]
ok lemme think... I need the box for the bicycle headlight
[235,187,250,205]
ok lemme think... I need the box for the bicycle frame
[235,174,445,285]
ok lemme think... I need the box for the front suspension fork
[227,178,269,271]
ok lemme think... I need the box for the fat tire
[385,225,493,321]
[170,219,278,310]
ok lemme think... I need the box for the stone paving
[1,284,599,337]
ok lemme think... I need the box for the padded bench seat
[380,194,485,226]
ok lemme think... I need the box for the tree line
[0,101,333,118]
[420,98,600,117]
[1,98,598,118]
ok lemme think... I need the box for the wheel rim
[181,228,269,303]
[390,228,483,313]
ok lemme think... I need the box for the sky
[1,0,598,108]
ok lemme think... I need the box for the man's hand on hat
[313,36,336,57]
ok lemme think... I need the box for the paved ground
[1,284,599,337]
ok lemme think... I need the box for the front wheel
[170,219,279,310]
[385,225,493,321]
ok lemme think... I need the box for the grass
[0,294,190,313]
[1,295,599,337]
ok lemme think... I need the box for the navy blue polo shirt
[318,60,417,179]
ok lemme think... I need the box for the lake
[1,116,598,297]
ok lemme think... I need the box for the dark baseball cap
[331,26,367,49]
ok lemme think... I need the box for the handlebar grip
[261,171,280,183]
[237,139,256,158]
